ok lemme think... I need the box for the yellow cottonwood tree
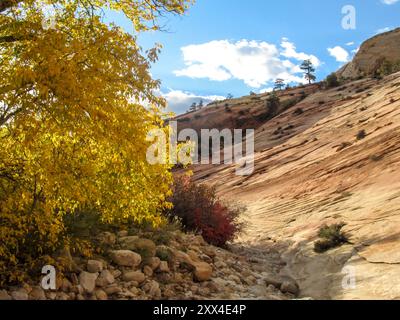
[0,0,193,283]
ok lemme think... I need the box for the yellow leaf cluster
[0,0,192,284]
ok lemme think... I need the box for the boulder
[193,262,213,282]
[120,237,156,258]
[110,250,141,267]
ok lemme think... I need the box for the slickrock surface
[190,72,400,299]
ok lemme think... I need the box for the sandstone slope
[186,71,400,299]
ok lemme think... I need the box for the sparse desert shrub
[239,110,246,116]
[390,98,396,104]
[314,223,348,253]
[369,154,384,162]
[194,114,202,119]
[356,130,367,140]
[318,101,325,105]
[325,72,340,88]
[166,175,244,247]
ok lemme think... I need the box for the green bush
[325,73,340,88]
[314,223,348,253]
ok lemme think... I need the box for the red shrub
[166,175,243,247]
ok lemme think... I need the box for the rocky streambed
[0,230,300,300]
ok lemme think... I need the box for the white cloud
[346,41,355,46]
[376,26,394,34]
[381,0,399,4]
[280,39,321,67]
[174,39,320,88]
[259,87,274,94]
[161,89,225,115]
[328,46,350,63]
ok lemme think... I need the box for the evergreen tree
[300,60,316,84]
[274,78,285,91]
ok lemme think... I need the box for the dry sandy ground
[189,72,400,300]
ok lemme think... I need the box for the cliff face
[177,27,400,299]
[337,28,400,79]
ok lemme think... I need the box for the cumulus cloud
[381,0,399,4]
[161,89,225,115]
[174,39,320,88]
[280,39,320,67]
[328,46,350,63]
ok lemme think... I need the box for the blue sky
[107,0,399,114]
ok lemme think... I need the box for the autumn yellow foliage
[0,0,192,284]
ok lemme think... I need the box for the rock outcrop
[337,28,400,79]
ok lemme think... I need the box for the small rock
[123,271,145,283]
[143,265,153,277]
[117,230,129,237]
[104,285,122,295]
[11,289,29,300]
[145,257,161,271]
[95,289,108,300]
[29,287,46,300]
[46,292,57,300]
[0,290,11,300]
[280,280,300,296]
[142,280,161,298]
[56,292,70,300]
[79,271,98,294]
[96,269,115,287]
[111,269,122,279]
[110,250,141,267]
[157,261,170,273]
[193,262,213,282]
[87,260,103,273]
